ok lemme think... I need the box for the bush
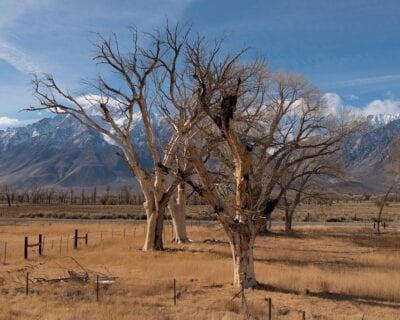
[326,216,346,222]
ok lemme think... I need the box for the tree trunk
[376,182,395,235]
[154,207,164,250]
[285,210,293,232]
[169,183,189,243]
[142,198,164,251]
[227,227,257,288]
[169,203,189,243]
[6,195,11,207]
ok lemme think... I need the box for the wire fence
[0,220,217,264]
[1,266,312,320]
[0,221,398,319]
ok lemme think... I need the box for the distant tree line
[0,184,206,207]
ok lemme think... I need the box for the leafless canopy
[28,23,200,250]
[27,23,361,285]
[181,38,359,229]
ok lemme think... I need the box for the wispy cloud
[0,1,50,74]
[348,94,359,101]
[0,116,40,130]
[0,116,19,128]
[0,41,41,74]
[337,74,400,87]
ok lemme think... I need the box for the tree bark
[226,225,257,288]
[154,207,164,250]
[142,197,164,251]
[168,183,189,243]
[230,233,257,288]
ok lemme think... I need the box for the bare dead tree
[28,24,197,250]
[177,37,361,288]
[0,184,14,207]
[279,155,342,232]
[375,182,395,233]
[375,137,400,233]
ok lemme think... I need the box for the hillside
[1,113,400,192]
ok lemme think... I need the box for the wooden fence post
[38,234,43,256]
[24,237,28,259]
[96,274,99,301]
[74,229,78,249]
[25,272,29,295]
[85,233,88,245]
[3,242,6,265]
[301,311,306,320]
[267,297,272,320]
[173,279,177,305]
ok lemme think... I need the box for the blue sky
[1,0,400,128]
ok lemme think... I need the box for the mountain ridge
[1,113,399,192]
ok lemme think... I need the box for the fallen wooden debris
[68,270,88,282]
[35,276,71,283]
[202,238,227,244]
[96,277,116,285]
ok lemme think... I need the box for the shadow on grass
[255,282,400,310]
[254,256,379,270]
[258,230,307,239]
[163,247,205,254]
[255,282,299,295]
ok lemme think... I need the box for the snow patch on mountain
[367,113,400,127]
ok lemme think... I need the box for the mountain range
[0,113,399,192]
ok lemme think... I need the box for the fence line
[0,223,207,263]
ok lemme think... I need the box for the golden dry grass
[289,201,400,223]
[0,221,399,319]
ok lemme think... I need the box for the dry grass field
[0,201,399,223]
[0,221,399,319]
[0,204,211,220]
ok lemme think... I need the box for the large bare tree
[29,24,196,250]
[29,23,359,287]
[177,38,360,288]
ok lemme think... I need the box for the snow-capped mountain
[0,113,169,189]
[1,112,400,192]
[341,116,400,191]
[367,113,400,127]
